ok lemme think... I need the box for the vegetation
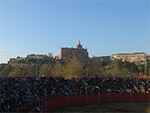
[0,53,149,78]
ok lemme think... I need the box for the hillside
[0,53,150,78]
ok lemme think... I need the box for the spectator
[0,76,150,112]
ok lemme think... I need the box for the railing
[15,99,43,113]
[31,93,150,113]
[15,93,150,113]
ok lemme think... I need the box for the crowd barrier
[31,93,150,113]
[16,93,150,112]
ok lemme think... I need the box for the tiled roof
[117,52,145,55]
[62,47,86,50]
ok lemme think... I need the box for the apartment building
[111,52,146,64]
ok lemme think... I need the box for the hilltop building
[58,41,89,59]
[111,52,146,64]
[92,56,111,63]
[9,56,22,63]
[147,54,150,60]
[27,54,48,59]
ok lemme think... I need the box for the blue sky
[0,0,149,63]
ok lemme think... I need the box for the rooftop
[62,47,86,50]
[117,52,146,55]
[61,41,86,50]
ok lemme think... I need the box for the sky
[0,0,149,63]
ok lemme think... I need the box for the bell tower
[76,41,82,49]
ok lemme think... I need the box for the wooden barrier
[40,93,150,113]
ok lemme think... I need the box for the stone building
[147,54,150,60]
[27,54,48,59]
[111,52,146,64]
[9,56,22,63]
[58,41,89,59]
[92,56,111,63]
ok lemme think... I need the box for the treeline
[0,53,150,78]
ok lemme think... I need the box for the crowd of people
[0,76,150,112]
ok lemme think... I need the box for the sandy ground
[54,102,150,113]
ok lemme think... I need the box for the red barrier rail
[39,93,150,113]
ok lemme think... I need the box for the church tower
[76,41,82,49]
[59,41,88,59]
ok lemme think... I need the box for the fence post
[142,93,143,102]
[46,98,47,112]
[130,92,132,102]
[149,93,150,103]
[119,93,121,102]
[59,96,61,109]
[85,87,87,104]
[109,92,110,103]
[68,95,70,107]
[98,88,100,103]
[77,94,79,105]
[41,100,43,113]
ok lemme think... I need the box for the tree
[85,58,103,77]
[9,63,34,76]
[63,53,84,78]
[48,52,53,57]
[39,63,54,76]
[101,59,138,77]
[0,64,12,76]
[53,61,64,76]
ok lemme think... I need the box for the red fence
[36,93,150,113]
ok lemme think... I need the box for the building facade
[111,52,146,64]
[92,56,111,63]
[58,41,89,59]
[27,54,48,59]
[147,54,150,60]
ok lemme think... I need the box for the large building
[147,54,150,60]
[92,56,111,63]
[58,41,89,59]
[27,54,48,59]
[111,52,146,64]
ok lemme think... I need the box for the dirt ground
[54,102,150,113]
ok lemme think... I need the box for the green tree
[0,64,12,76]
[53,61,64,76]
[39,63,54,76]
[9,63,33,76]
[63,54,84,78]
